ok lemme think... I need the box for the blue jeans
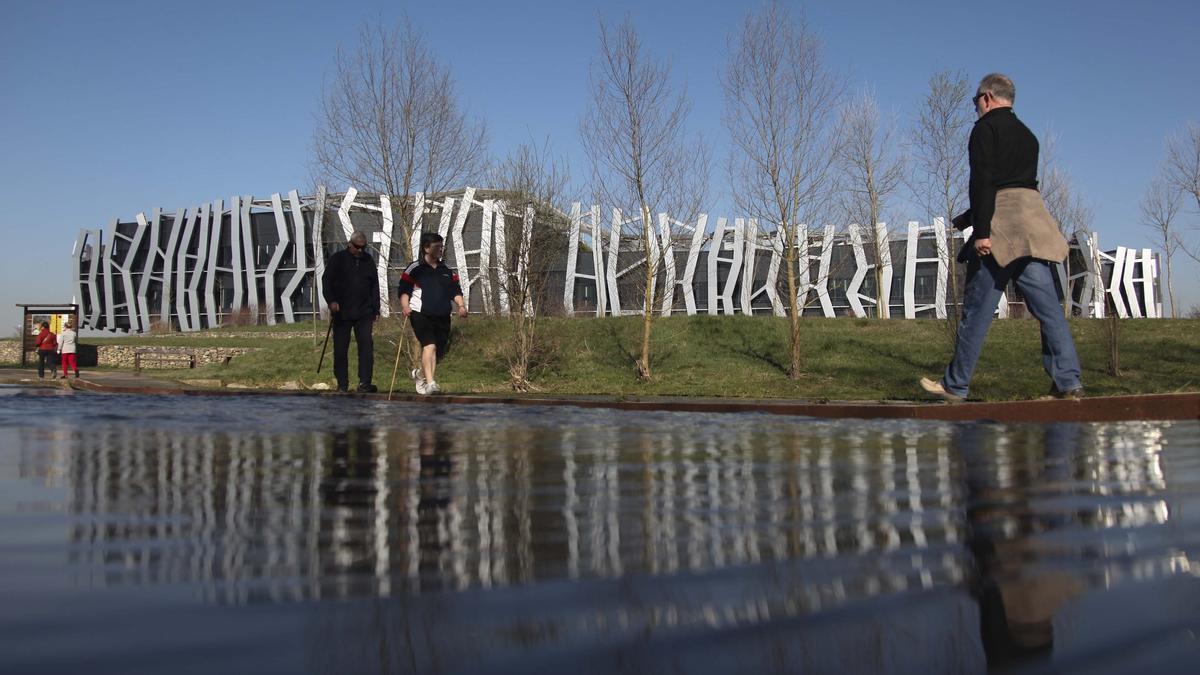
[942,253,1082,398]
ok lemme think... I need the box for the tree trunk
[786,222,801,379]
[945,228,960,343]
[637,205,654,380]
[1106,296,1121,376]
[1166,255,1177,319]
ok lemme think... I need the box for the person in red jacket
[34,321,57,379]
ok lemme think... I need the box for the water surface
[1,388,1198,673]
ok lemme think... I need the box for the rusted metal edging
[66,378,1200,424]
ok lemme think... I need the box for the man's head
[420,232,445,260]
[348,231,368,256]
[40,321,49,330]
[973,73,1015,117]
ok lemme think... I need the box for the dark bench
[134,347,196,372]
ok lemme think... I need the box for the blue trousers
[943,253,1082,398]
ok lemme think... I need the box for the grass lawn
[109,315,1200,401]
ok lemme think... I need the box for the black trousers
[332,315,374,388]
[37,350,57,378]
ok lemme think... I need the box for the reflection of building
[30,414,1198,674]
[38,413,1199,675]
[72,187,1163,332]
[54,420,975,601]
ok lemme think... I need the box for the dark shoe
[920,377,964,403]
[336,384,349,393]
[1045,384,1084,400]
[356,383,378,393]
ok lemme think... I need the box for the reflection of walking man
[398,233,467,395]
[922,73,1083,402]
[958,422,1086,664]
[322,231,380,393]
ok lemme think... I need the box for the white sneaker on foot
[411,368,425,385]
[415,379,427,395]
[919,377,964,403]
[426,381,442,394]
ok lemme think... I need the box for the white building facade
[72,187,1162,332]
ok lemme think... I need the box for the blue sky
[2,0,1198,332]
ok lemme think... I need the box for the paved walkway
[3,367,1197,423]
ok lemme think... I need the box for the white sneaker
[411,368,425,386]
[919,377,964,403]
[414,379,427,395]
[426,381,442,394]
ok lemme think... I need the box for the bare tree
[312,18,488,380]
[1140,178,1183,318]
[721,3,841,378]
[490,140,571,391]
[1164,122,1200,210]
[580,16,708,380]
[312,18,488,261]
[1038,132,1092,316]
[835,88,906,318]
[1162,123,1200,267]
[907,69,972,337]
[1039,131,1092,237]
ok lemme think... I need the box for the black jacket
[397,259,463,317]
[957,107,1040,240]
[322,248,380,320]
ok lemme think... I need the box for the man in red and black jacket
[397,232,467,395]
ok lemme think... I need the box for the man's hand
[328,301,340,314]
[974,237,992,257]
[456,305,468,319]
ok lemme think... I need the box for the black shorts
[409,312,451,355]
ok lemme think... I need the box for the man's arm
[450,271,466,318]
[967,122,997,240]
[368,254,381,319]
[397,264,416,317]
[321,252,340,313]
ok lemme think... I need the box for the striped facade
[71,187,1163,332]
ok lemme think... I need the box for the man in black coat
[920,73,1082,403]
[322,231,380,392]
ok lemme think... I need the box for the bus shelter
[15,303,79,368]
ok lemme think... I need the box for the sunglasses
[972,92,989,105]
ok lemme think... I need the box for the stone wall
[0,340,258,369]
[93,346,260,369]
[0,340,20,365]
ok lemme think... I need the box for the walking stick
[387,314,409,401]
[316,317,334,373]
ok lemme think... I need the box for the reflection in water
[56,418,976,605]
[3,396,1199,673]
[959,422,1183,666]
